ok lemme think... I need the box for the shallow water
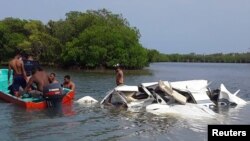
[1,63,250,141]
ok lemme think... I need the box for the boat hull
[0,90,75,109]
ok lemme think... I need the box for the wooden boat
[0,69,74,109]
[0,89,74,109]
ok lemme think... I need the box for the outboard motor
[43,83,65,107]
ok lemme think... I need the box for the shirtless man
[63,75,75,91]
[23,67,50,97]
[107,64,124,104]
[49,73,59,83]
[8,54,27,96]
[115,64,124,86]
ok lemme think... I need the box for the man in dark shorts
[8,54,27,96]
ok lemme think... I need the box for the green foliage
[147,52,250,63]
[58,9,147,69]
[1,9,249,67]
[0,9,149,68]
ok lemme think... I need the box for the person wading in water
[115,64,124,86]
[62,75,75,91]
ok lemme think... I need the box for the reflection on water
[1,63,250,141]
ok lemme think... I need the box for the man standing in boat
[8,53,27,96]
[115,64,124,86]
[63,75,75,91]
[23,54,40,82]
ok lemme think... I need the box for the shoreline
[1,61,249,71]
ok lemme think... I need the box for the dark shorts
[11,75,26,92]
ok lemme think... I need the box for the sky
[0,0,250,54]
